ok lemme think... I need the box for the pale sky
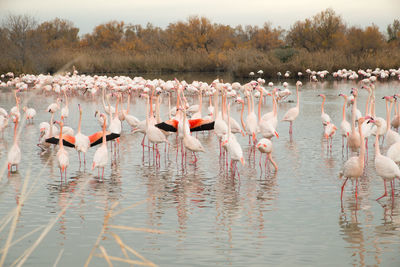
[1,0,399,35]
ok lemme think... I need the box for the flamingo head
[78,104,82,113]
[350,88,358,97]
[318,94,325,98]
[366,116,375,124]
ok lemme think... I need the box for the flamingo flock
[0,68,400,205]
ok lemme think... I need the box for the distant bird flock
[1,67,400,204]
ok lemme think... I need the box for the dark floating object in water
[288,100,294,103]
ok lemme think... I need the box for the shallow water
[0,78,400,266]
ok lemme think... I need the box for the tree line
[0,8,399,77]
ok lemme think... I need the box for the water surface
[0,77,399,266]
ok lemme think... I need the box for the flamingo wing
[155,119,179,132]
[189,119,215,132]
[90,132,120,147]
[45,135,76,148]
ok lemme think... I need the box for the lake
[0,75,399,266]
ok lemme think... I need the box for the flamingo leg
[341,177,349,201]
[268,153,278,171]
[376,180,388,201]
[391,179,394,202]
[355,178,359,208]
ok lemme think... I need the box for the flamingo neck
[145,96,149,129]
[374,125,381,156]
[127,94,131,114]
[296,85,300,108]
[102,118,106,145]
[114,97,119,119]
[358,121,365,164]
[102,88,107,110]
[59,124,64,149]
[371,98,376,117]
[246,94,251,115]
[351,96,357,130]
[50,113,54,136]
[183,111,188,138]
[386,100,393,131]
[227,104,231,138]
[213,90,219,120]
[365,93,371,116]
[156,96,161,123]
[240,101,245,131]
[13,120,18,144]
[78,111,82,133]
[272,92,277,116]
[168,93,172,119]
[321,97,325,115]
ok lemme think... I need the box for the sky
[1,0,399,35]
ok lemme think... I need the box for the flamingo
[368,118,400,201]
[383,96,400,147]
[221,103,244,176]
[338,94,351,152]
[23,106,36,123]
[92,113,108,179]
[221,91,243,135]
[256,138,278,172]
[258,88,279,139]
[318,94,331,126]
[75,104,90,166]
[143,93,169,163]
[339,117,367,202]
[244,89,258,144]
[347,88,361,153]
[7,115,21,175]
[213,84,228,152]
[47,98,62,114]
[261,88,278,129]
[123,94,140,130]
[181,108,205,164]
[282,81,301,135]
[95,110,108,129]
[55,120,69,182]
[61,91,69,120]
[390,95,400,130]
[10,91,21,119]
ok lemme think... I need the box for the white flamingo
[7,115,21,175]
[92,113,108,179]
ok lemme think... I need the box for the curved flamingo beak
[275,131,279,139]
